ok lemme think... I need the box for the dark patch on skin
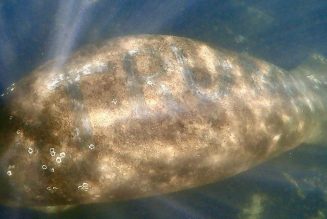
[264,66,287,95]
[105,61,117,75]
[265,111,285,133]
[189,67,214,89]
[6,87,103,206]
[174,47,223,102]
[246,134,271,158]
[228,96,273,157]
[20,86,75,148]
[79,68,128,111]
[217,68,235,96]
[123,53,145,99]
[237,56,261,92]
[170,47,204,97]
[133,47,166,79]
[65,81,93,148]
[111,115,186,148]
[124,47,166,85]
[183,67,195,92]
[173,37,199,58]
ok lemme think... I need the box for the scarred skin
[0,35,325,209]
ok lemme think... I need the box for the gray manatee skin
[0,35,325,209]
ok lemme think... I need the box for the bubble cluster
[6,165,15,177]
[28,147,33,154]
[89,144,95,150]
[111,98,117,105]
[78,182,89,191]
[48,148,66,164]
[146,80,154,86]
[50,148,56,156]
[0,83,16,97]
[47,186,58,193]
[41,165,55,172]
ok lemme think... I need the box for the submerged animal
[0,35,326,211]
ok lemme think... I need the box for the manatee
[0,35,326,211]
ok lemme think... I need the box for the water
[0,0,327,218]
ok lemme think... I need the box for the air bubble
[28,148,33,154]
[89,144,95,150]
[50,168,55,172]
[46,186,58,193]
[78,182,89,191]
[59,152,65,158]
[7,170,12,176]
[50,148,56,156]
[111,99,117,105]
[16,130,21,135]
[42,165,47,170]
[146,80,153,86]
[56,157,62,163]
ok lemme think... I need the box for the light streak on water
[48,0,97,71]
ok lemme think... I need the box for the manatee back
[0,35,322,208]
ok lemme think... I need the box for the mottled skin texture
[0,35,325,209]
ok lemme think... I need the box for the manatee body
[0,35,325,209]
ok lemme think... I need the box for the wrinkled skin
[0,35,325,209]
